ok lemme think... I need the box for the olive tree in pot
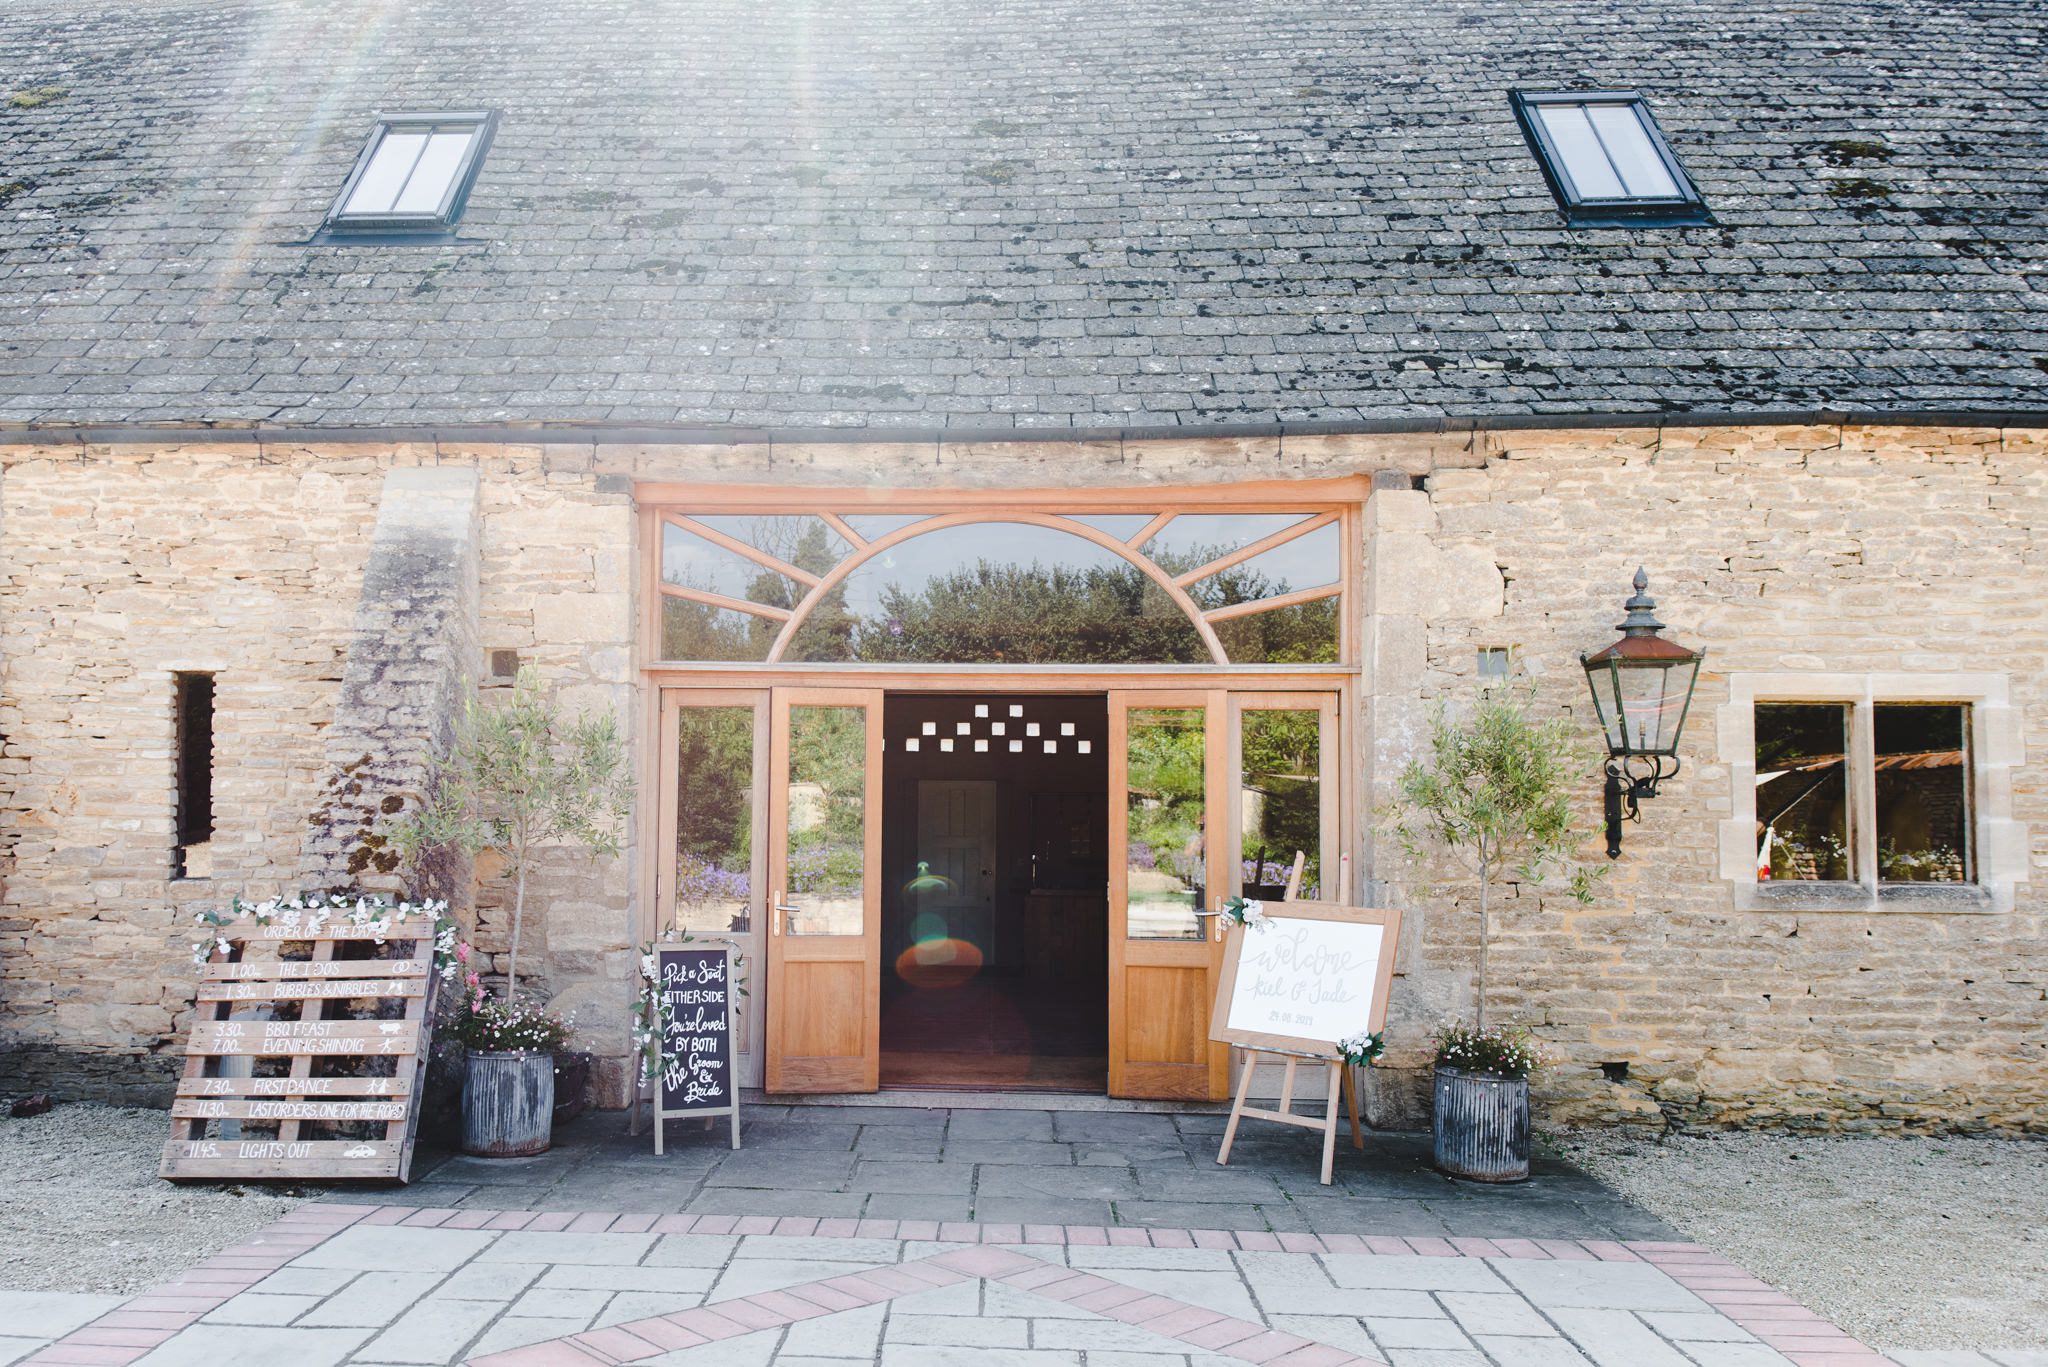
[393,666,630,1158]
[1382,689,1599,1182]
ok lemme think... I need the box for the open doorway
[879,694,1109,1090]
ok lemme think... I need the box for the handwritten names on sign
[652,943,740,1152]
[160,920,439,1182]
[1209,904,1404,1055]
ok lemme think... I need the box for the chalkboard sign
[1209,903,1403,1056]
[652,942,740,1152]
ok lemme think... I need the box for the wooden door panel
[1108,691,1230,1101]
[766,688,883,1094]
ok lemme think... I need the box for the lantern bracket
[1603,753,1681,859]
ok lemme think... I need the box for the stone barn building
[1,0,2042,1132]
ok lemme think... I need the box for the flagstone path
[9,1201,1936,1367]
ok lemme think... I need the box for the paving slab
[1490,1257,1710,1313]
[0,1290,128,1338]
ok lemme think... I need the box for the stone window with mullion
[1717,673,2027,913]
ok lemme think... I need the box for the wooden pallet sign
[1207,890,1403,1186]
[162,916,441,1182]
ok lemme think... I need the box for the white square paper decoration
[1009,739,1023,753]
[974,739,989,752]
[1061,722,1076,736]
[940,738,955,752]
[905,738,920,752]
[1009,705,1023,717]
[975,704,989,718]
[922,722,937,735]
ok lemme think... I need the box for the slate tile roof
[0,0,2042,431]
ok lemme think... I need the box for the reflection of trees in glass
[789,540,1334,665]
[661,520,853,662]
[837,562,1210,664]
[667,520,1342,665]
[675,708,754,930]
[1126,710,1206,901]
[662,599,774,662]
[788,706,866,896]
[1241,710,1321,897]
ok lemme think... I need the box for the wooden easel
[1214,852,1365,1186]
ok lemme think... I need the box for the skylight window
[324,111,496,236]
[1510,91,1708,226]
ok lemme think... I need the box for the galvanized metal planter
[1432,1064,1530,1183]
[462,1049,555,1157]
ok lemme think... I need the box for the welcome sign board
[1209,903,1402,1056]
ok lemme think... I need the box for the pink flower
[455,943,470,963]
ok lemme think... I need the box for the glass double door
[658,686,1338,1100]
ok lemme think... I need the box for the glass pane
[675,707,754,934]
[692,515,850,571]
[1143,514,1315,578]
[1240,709,1324,901]
[1068,514,1158,541]
[1186,521,1340,609]
[840,514,931,540]
[661,597,777,661]
[784,521,1209,664]
[1211,599,1339,664]
[786,704,867,935]
[1875,705,1971,883]
[661,522,802,605]
[1585,104,1680,199]
[1533,104,1626,200]
[1755,704,1851,882]
[1615,658,1699,755]
[1125,707,1206,940]
[391,131,472,214]
[342,132,427,215]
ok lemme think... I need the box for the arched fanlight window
[653,508,1344,667]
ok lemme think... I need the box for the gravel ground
[1558,1129,2048,1352]
[0,1102,309,1295]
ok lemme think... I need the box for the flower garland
[1218,895,1271,933]
[633,927,749,1086]
[188,892,460,978]
[1334,1031,1385,1068]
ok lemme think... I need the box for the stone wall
[0,443,387,1100]
[3,424,2040,1130]
[0,443,638,1105]
[1363,424,2047,1134]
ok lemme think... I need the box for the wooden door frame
[764,686,885,1093]
[1106,688,1233,1100]
[651,688,771,1088]
[642,673,1356,1098]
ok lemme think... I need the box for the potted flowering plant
[390,666,630,1158]
[1429,1020,1544,1181]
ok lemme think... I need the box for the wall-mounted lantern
[1579,569,1704,858]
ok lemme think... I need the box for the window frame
[321,110,498,238]
[1717,673,2025,914]
[1509,90,1710,227]
[640,494,1357,670]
